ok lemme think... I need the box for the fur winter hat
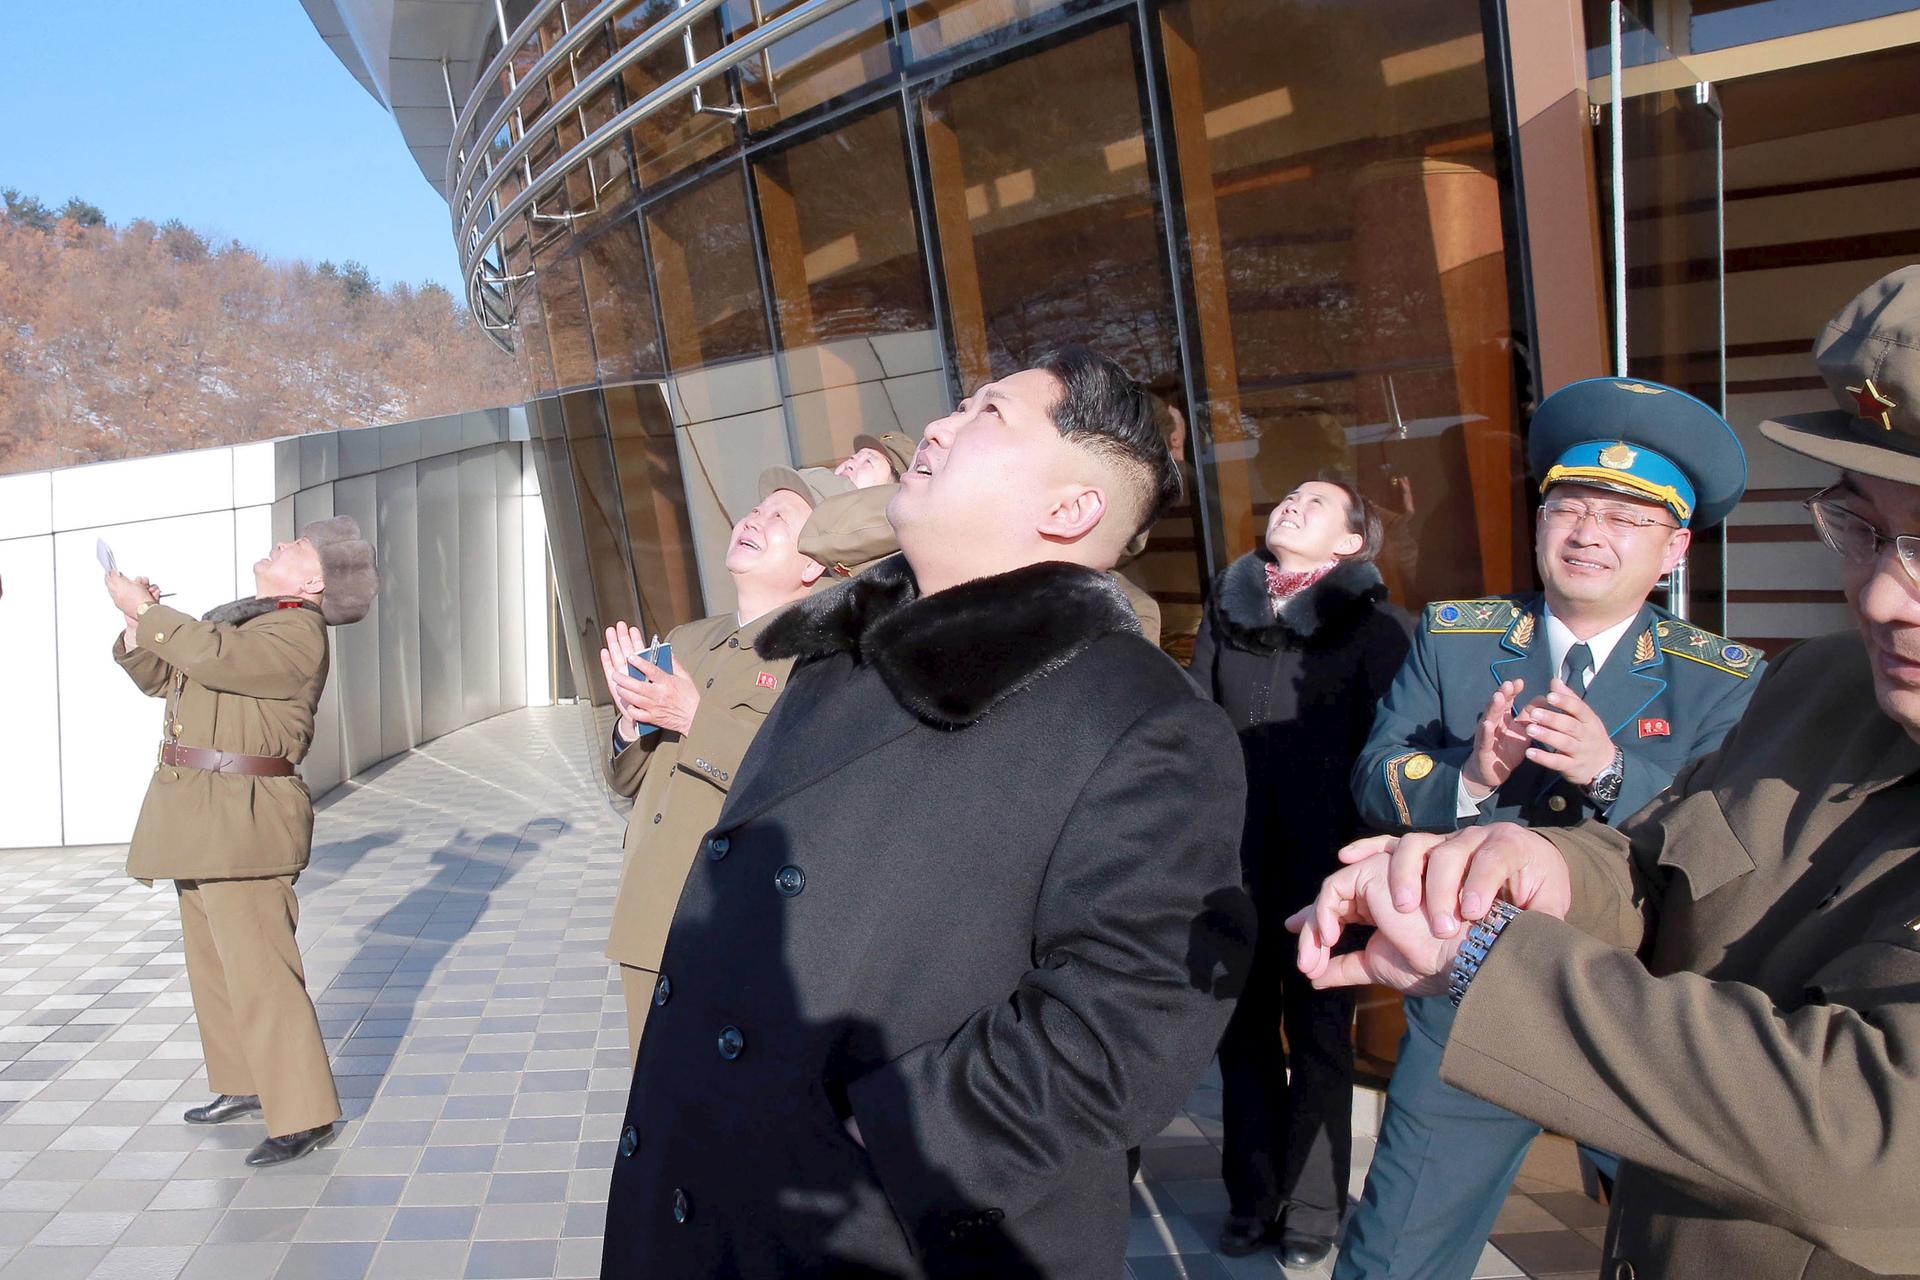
[299,515,379,625]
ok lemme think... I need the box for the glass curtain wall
[498,1,1535,886]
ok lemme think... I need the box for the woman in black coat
[1187,476,1412,1266]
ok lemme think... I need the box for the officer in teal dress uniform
[1336,378,1766,1280]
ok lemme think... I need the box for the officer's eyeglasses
[1538,500,1678,535]
[1804,489,1920,586]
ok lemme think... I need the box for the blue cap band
[1541,440,1697,526]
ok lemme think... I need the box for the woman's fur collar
[758,554,1142,728]
[1210,552,1387,649]
[202,597,321,627]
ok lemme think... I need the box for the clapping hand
[1460,678,1531,800]
[1519,679,1617,788]
[599,622,701,740]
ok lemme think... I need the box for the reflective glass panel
[754,107,942,464]
[644,166,774,369]
[903,0,1080,62]
[578,216,666,383]
[614,0,740,187]
[737,0,896,129]
[605,384,705,637]
[533,248,600,389]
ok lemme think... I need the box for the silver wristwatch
[1447,900,1520,1007]
[1586,745,1626,807]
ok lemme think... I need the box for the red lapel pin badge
[1638,718,1671,738]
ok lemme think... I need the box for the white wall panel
[376,464,424,758]
[416,453,464,741]
[292,486,344,798]
[0,472,53,540]
[459,448,503,724]
[51,449,234,531]
[0,536,64,848]
[496,446,528,711]
[332,474,384,779]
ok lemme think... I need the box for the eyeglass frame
[1803,486,1920,588]
[1536,498,1681,536]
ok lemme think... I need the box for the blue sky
[3,2,461,292]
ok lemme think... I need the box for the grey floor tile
[115,1210,225,1247]
[386,1206,479,1241]
[0,1244,111,1279]
[274,1241,379,1279]
[177,1243,288,1280]
[30,1209,137,1247]
[463,1238,556,1279]
[87,1245,197,1280]
[207,1207,307,1245]
[366,1238,470,1279]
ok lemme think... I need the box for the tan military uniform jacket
[605,608,796,971]
[112,600,328,881]
[1443,632,1920,1279]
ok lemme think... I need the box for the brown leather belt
[160,743,294,777]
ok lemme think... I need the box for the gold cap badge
[1615,382,1665,395]
[1598,442,1638,469]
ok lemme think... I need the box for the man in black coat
[599,346,1254,1280]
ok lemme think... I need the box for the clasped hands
[1463,676,1617,796]
[599,621,701,739]
[1286,823,1573,998]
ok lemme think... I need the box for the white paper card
[95,538,117,575]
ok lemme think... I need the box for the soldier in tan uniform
[598,467,848,1059]
[104,516,377,1167]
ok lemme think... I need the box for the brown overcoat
[113,599,329,882]
[1443,631,1920,1279]
[606,609,795,980]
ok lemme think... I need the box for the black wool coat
[600,556,1253,1280]
[1186,553,1413,915]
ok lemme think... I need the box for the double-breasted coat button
[1613,1261,1636,1280]
[653,975,671,1007]
[775,865,806,897]
[651,813,663,825]
[1547,794,1569,813]
[728,636,740,648]
[1817,885,1841,909]
[671,1187,691,1223]
[705,677,715,689]
[706,835,730,860]
[717,1025,744,1060]
[618,1125,638,1157]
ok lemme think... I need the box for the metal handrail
[446,0,572,192]
[449,0,730,231]
[455,0,864,331]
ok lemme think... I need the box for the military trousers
[617,963,658,1067]
[1218,946,1357,1238]
[1333,995,1539,1280]
[177,877,340,1139]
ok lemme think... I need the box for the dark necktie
[1562,641,1593,698]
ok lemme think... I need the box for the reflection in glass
[904,0,1078,61]
[755,106,942,463]
[614,0,740,187]
[605,383,704,637]
[645,165,775,370]
[1160,0,1527,614]
[534,250,600,389]
[919,21,1179,391]
[579,217,666,384]
[739,0,896,128]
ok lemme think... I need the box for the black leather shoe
[183,1094,262,1125]
[244,1123,336,1167]
[1217,1214,1275,1257]
[1279,1228,1335,1269]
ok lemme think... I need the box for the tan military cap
[798,484,900,577]
[757,465,855,510]
[851,432,918,477]
[1761,265,1920,485]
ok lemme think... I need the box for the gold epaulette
[1654,620,1763,677]
[1426,598,1520,634]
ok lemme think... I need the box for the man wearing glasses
[1336,377,1762,1280]
[1295,266,1920,1279]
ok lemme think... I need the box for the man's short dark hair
[1314,470,1384,561]
[1031,345,1183,540]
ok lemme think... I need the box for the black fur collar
[1210,553,1388,649]
[758,553,1142,728]
[202,597,321,626]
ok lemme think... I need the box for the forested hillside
[0,190,528,476]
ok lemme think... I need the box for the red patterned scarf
[1264,560,1338,614]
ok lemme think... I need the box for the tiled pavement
[0,707,1609,1279]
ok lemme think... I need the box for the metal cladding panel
[0,535,63,848]
[496,444,529,710]
[459,447,503,725]
[416,453,464,741]
[332,473,384,778]
[376,463,424,758]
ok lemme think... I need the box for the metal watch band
[1587,745,1626,805]
[1447,899,1520,1007]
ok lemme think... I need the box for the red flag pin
[756,672,778,689]
[1638,718,1671,738]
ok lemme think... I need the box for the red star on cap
[1847,378,1897,430]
